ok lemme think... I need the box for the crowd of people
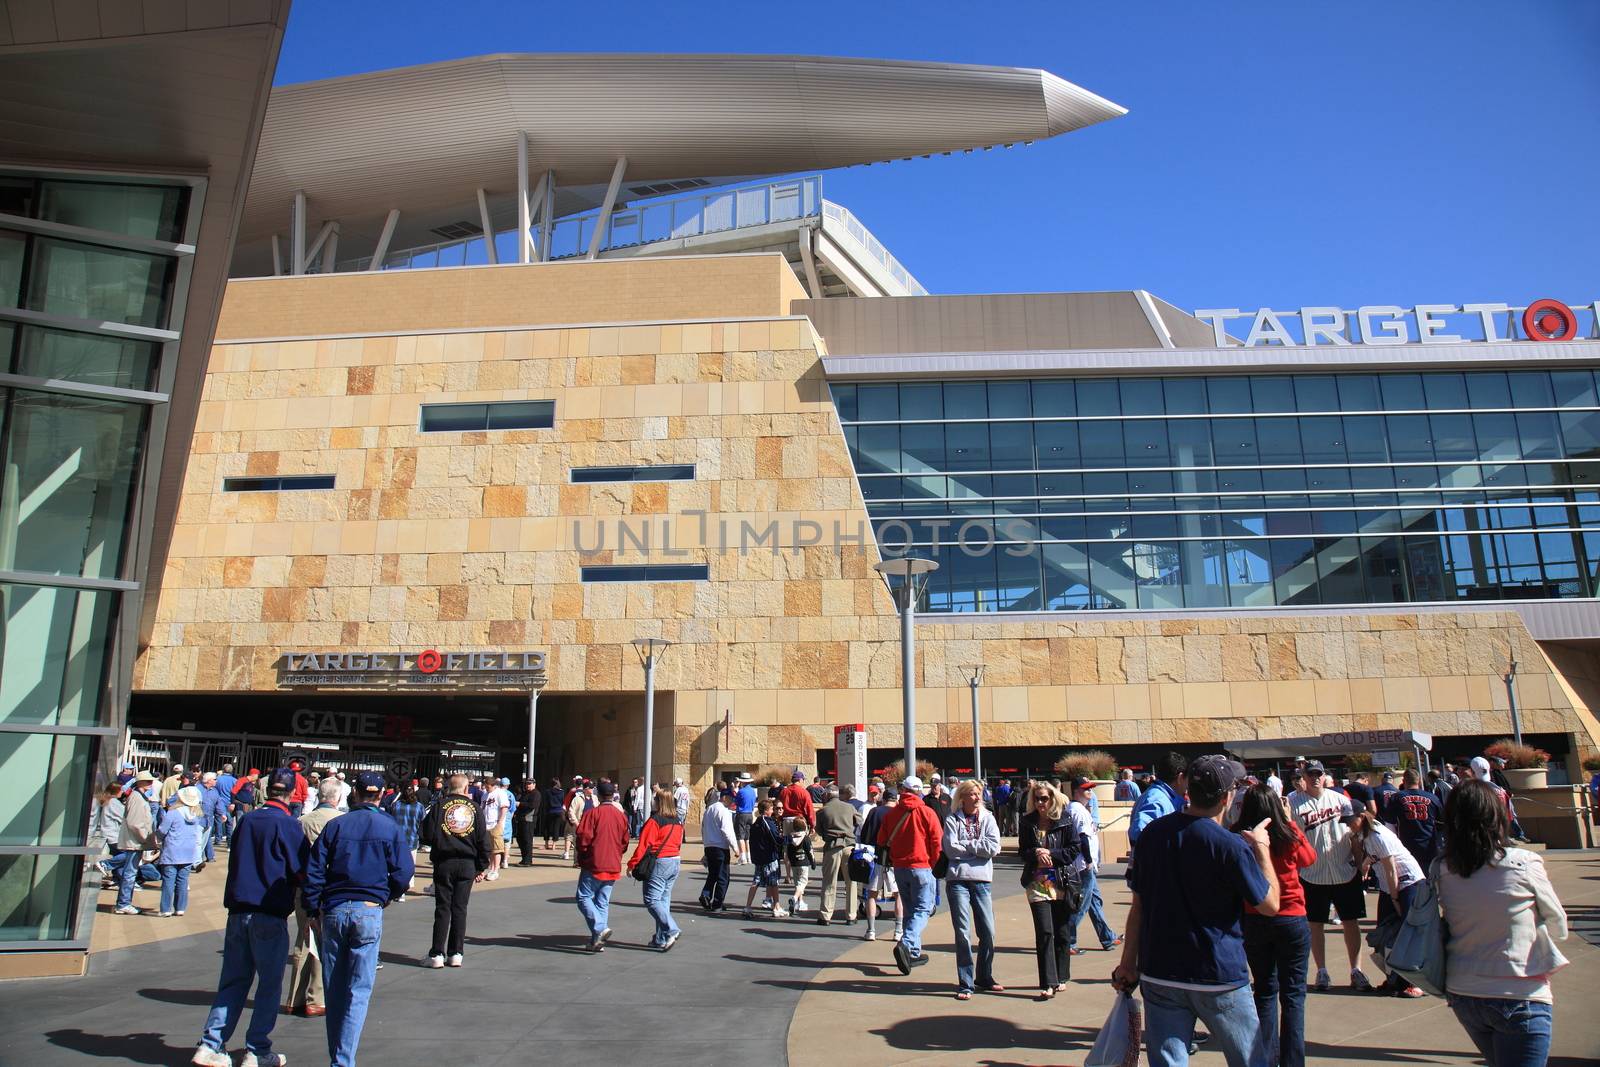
[92,748,1575,1067]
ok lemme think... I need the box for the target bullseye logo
[1522,298,1578,342]
[415,649,443,674]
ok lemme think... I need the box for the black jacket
[421,795,491,871]
[1017,810,1090,886]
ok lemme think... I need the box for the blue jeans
[159,864,191,914]
[203,823,217,863]
[1069,867,1118,949]
[643,856,681,945]
[200,912,289,1056]
[114,848,151,908]
[1243,914,1310,1067]
[1447,995,1553,1067]
[321,901,384,1067]
[1143,979,1268,1067]
[576,872,615,939]
[946,880,996,992]
[893,867,936,959]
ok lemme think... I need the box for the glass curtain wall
[0,172,188,946]
[833,371,1600,613]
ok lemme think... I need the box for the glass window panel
[946,424,990,471]
[995,545,1043,611]
[1043,515,1088,541]
[1087,541,1135,609]
[1127,471,1172,497]
[1085,511,1132,540]
[1430,414,1478,461]
[829,383,856,422]
[1386,415,1434,462]
[1217,471,1261,495]
[1135,542,1184,609]
[1123,420,1170,466]
[1078,421,1123,465]
[1295,376,1336,412]
[38,179,186,242]
[1168,418,1214,467]
[899,424,945,471]
[1312,509,1359,535]
[1380,373,1426,411]
[1315,537,1364,603]
[1482,464,1526,488]
[943,382,986,420]
[1471,412,1519,461]
[992,474,1036,498]
[1179,540,1230,607]
[1032,380,1075,418]
[12,325,157,390]
[1212,417,1258,461]
[1255,418,1302,462]
[1516,412,1562,459]
[0,229,23,306]
[1266,511,1313,536]
[1525,464,1563,489]
[1,391,145,578]
[418,403,484,432]
[988,381,1031,419]
[1342,415,1389,462]
[1075,379,1119,417]
[1306,467,1351,490]
[1251,377,1295,413]
[854,425,899,474]
[1206,377,1252,414]
[1120,379,1164,416]
[1464,372,1511,409]
[1508,372,1555,410]
[946,545,997,613]
[1271,538,1318,604]
[1035,422,1079,468]
[1558,410,1600,460]
[1262,468,1306,493]
[859,477,899,502]
[1537,531,1578,564]
[1163,377,1207,415]
[1299,416,1347,464]
[1359,538,1407,602]
[1550,371,1596,409]
[989,423,1033,469]
[1405,538,1449,601]
[1394,465,1436,490]
[1083,471,1127,498]
[898,383,942,421]
[1041,542,1093,609]
[27,237,172,328]
[0,177,36,217]
[900,474,946,500]
[1036,471,1081,497]
[1337,375,1381,411]
[482,400,553,430]
[855,384,898,421]
[0,732,95,846]
[1224,539,1273,605]
[1133,512,1179,539]
[947,474,992,501]
[0,853,82,941]
[0,583,115,729]
[1423,373,1469,409]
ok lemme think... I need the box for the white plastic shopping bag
[1084,991,1143,1067]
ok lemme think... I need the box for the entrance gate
[126,727,502,780]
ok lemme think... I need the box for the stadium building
[118,55,1600,830]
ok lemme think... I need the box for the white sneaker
[864,929,877,941]
[114,905,140,915]
[241,1053,287,1067]
[175,910,185,916]
[660,932,680,952]
[423,954,444,969]
[773,907,790,918]
[395,895,407,903]
[191,1046,232,1067]
[447,953,463,967]
[892,927,904,943]
[790,898,806,913]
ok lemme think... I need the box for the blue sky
[274,1,1598,314]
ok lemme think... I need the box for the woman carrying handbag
[628,786,686,950]
[1018,782,1091,999]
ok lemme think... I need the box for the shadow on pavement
[1305,1042,1479,1063]
[135,986,223,1007]
[46,1030,195,1064]
[867,1015,1100,1052]
[465,931,592,954]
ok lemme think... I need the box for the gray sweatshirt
[941,808,1001,882]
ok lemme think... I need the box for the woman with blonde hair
[628,786,685,950]
[1017,780,1091,998]
[943,778,1003,1000]
[156,786,208,916]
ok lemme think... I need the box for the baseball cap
[1303,760,1327,777]
[499,777,510,786]
[900,775,924,793]
[267,767,297,792]
[356,771,385,792]
[792,769,806,781]
[929,773,942,783]
[1069,775,1093,793]
[1186,755,1247,801]
[597,780,617,799]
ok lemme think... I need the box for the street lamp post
[873,557,939,779]
[960,664,985,784]
[632,637,673,787]
[1504,658,1522,747]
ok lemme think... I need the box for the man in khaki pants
[814,784,863,925]
[286,780,343,1016]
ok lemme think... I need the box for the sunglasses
[1034,795,1051,803]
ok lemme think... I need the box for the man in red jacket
[780,770,816,829]
[575,779,630,952]
[877,775,943,974]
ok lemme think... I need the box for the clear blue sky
[274,0,1598,313]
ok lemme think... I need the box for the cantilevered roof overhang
[235,52,1125,275]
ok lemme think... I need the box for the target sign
[414,649,443,674]
[1522,299,1578,342]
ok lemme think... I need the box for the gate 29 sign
[1196,299,1598,348]
[278,649,547,690]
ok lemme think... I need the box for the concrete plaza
[2,843,1595,1066]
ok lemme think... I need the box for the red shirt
[576,803,630,881]
[1246,820,1318,917]
[779,783,815,828]
[876,794,943,869]
[627,816,684,873]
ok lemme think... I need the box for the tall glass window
[833,370,1600,612]
[0,170,189,950]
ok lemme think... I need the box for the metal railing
[549,175,822,259]
[821,201,927,296]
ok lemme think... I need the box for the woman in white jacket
[1437,779,1568,1067]
[942,779,1004,1001]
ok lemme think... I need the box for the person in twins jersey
[1286,762,1373,994]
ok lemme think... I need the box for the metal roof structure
[234,52,1126,277]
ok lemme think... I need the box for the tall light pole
[632,637,673,787]
[1504,658,1522,746]
[873,557,939,779]
[960,664,985,784]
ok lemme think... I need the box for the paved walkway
[2,844,1596,1065]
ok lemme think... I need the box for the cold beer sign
[1196,298,1598,348]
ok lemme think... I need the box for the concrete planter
[1504,767,1548,790]
[1091,779,1117,805]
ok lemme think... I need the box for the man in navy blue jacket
[304,771,413,1067]
[191,769,306,1067]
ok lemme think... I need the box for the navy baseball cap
[1187,755,1246,800]
[356,771,385,792]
